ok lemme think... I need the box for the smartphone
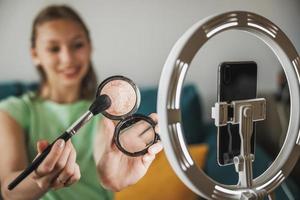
[217,61,257,166]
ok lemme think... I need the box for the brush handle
[8,131,73,190]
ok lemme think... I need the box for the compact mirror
[97,76,159,157]
[114,114,159,157]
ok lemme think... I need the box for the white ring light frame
[158,11,300,200]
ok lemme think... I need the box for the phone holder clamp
[211,98,266,127]
[212,99,266,190]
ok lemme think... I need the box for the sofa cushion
[0,82,38,100]
[138,84,206,144]
[115,144,209,200]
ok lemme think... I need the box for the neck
[41,83,81,104]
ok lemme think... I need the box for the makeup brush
[8,94,111,190]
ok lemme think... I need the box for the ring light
[157,11,300,199]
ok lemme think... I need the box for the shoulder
[0,91,37,107]
[0,92,38,129]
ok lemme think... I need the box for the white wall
[0,0,299,118]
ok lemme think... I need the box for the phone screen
[217,61,257,166]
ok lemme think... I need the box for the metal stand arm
[234,105,254,188]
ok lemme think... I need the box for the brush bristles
[89,94,111,115]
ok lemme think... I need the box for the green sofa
[0,82,299,199]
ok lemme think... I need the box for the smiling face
[31,19,91,90]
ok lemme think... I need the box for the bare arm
[0,111,81,200]
[0,111,46,199]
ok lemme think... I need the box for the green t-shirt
[0,92,113,200]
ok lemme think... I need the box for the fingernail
[150,145,160,154]
[56,139,65,148]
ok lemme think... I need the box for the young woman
[0,5,162,200]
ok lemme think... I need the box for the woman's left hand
[95,113,163,191]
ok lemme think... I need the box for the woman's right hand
[31,139,81,190]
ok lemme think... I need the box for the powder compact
[97,75,160,157]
